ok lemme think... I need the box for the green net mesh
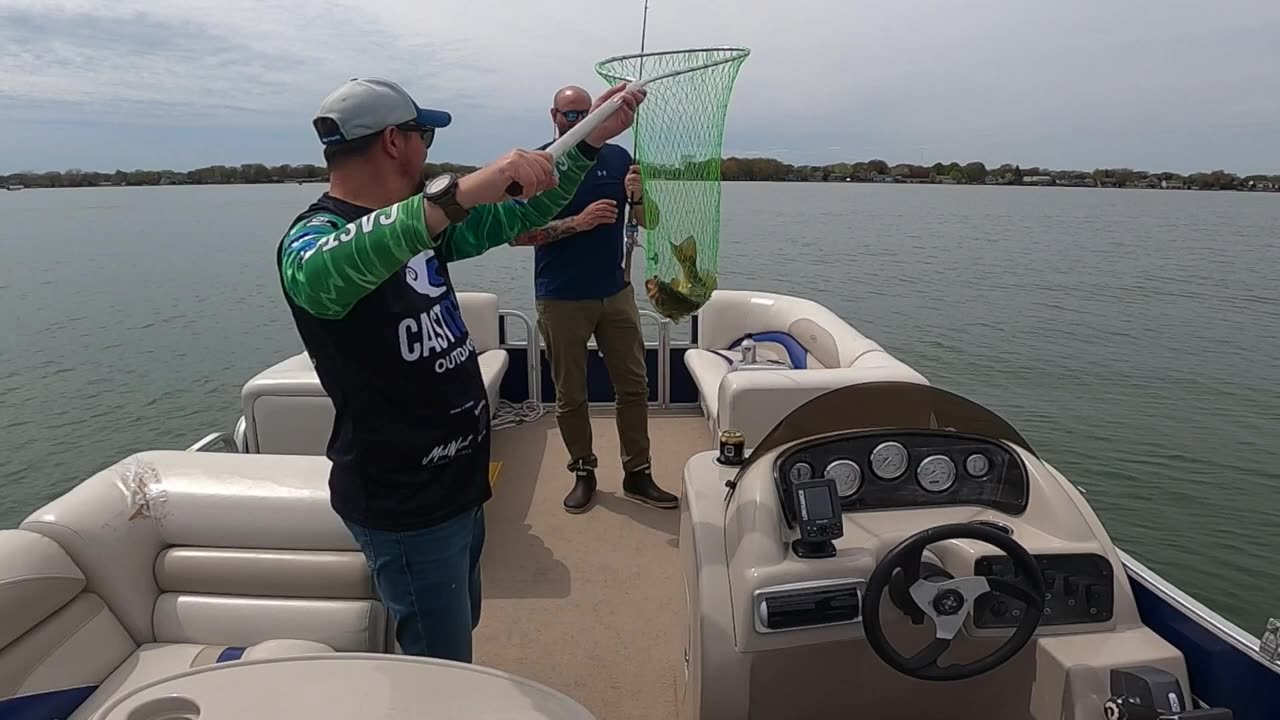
[595,47,750,322]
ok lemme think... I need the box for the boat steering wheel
[861,522,1046,681]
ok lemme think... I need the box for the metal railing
[497,306,686,408]
[498,309,541,403]
[640,309,669,408]
[233,416,247,453]
[186,432,239,453]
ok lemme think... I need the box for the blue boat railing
[1121,549,1280,719]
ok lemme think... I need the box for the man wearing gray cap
[276,77,643,663]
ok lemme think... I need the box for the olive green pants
[536,287,650,473]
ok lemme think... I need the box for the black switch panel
[972,553,1114,628]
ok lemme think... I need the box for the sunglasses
[558,109,588,122]
[396,122,435,148]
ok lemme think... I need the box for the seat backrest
[457,291,500,354]
[0,529,137,717]
[240,352,331,454]
[716,362,931,447]
[241,292,502,454]
[20,451,388,654]
[696,290,885,369]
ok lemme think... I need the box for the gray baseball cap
[312,77,452,145]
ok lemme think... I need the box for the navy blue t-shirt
[534,141,633,300]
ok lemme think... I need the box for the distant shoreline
[5,157,1278,193]
[7,180,1279,194]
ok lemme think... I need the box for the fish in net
[594,47,750,322]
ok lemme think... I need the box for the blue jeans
[344,505,486,662]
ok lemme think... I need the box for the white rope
[491,398,546,430]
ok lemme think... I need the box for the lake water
[1,182,1277,632]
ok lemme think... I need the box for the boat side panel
[669,348,700,404]
[1129,571,1280,719]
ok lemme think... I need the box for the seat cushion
[152,593,384,652]
[0,594,135,720]
[69,639,334,719]
[0,529,86,650]
[684,349,731,420]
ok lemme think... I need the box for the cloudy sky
[2,0,1277,174]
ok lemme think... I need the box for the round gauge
[965,453,991,477]
[825,459,862,497]
[788,461,813,484]
[917,455,957,493]
[869,441,909,479]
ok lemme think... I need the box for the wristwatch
[423,173,469,223]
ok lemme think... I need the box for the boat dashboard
[776,430,1029,516]
[770,429,1115,630]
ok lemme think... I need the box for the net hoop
[593,46,750,322]
[594,46,751,85]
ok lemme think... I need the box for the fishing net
[595,47,750,321]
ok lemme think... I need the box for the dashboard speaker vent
[754,580,863,633]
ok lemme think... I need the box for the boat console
[678,381,1234,720]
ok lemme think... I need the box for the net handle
[505,47,749,196]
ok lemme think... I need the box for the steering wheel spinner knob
[932,588,966,616]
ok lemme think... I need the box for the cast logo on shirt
[405,250,447,298]
[397,304,472,369]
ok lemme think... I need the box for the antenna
[638,0,650,81]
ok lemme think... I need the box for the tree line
[6,158,1277,192]
[2,162,479,189]
[716,158,1280,191]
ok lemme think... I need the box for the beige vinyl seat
[684,289,931,447]
[240,291,510,454]
[3,451,387,719]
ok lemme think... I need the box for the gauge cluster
[777,431,1029,517]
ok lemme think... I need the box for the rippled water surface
[1,182,1276,630]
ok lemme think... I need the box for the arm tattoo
[508,217,579,247]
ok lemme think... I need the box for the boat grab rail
[233,415,247,452]
[497,307,679,408]
[498,309,541,404]
[186,431,239,453]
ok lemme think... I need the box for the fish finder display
[790,477,843,558]
[801,486,834,520]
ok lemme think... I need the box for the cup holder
[126,695,201,720]
[970,520,1013,536]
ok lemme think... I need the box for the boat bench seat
[685,290,930,447]
[241,291,510,454]
[6,450,389,719]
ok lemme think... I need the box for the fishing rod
[624,0,650,277]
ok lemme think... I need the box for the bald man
[510,85,676,514]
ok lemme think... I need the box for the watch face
[426,174,454,195]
